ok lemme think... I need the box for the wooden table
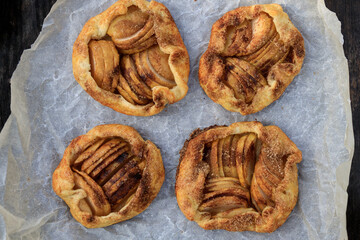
[0,0,359,238]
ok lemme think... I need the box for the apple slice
[221,135,235,177]
[89,145,129,178]
[73,139,106,166]
[108,160,145,205]
[120,55,153,100]
[199,194,249,213]
[235,135,248,188]
[143,45,176,88]
[96,155,132,186]
[107,6,149,45]
[226,59,256,103]
[229,58,267,87]
[250,172,275,212]
[229,134,240,179]
[225,71,246,101]
[98,41,119,92]
[243,133,257,187]
[118,74,150,105]
[239,12,277,56]
[89,40,105,88]
[73,169,111,216]
[118,35,157,55]
[205,177,242,192]
[89,40,120,92]
[209,140,220,177]
[102,157,145,199]
[80,138,124,172]
[217,138,226,177]
[223,20,252,56]
[133,52,161,89]
[110,16,154,47]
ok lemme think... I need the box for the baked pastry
[199,4,305,115]
[52,124,165,228]
[73,0,189,116]
[175,122,302,232]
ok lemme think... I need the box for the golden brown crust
[175,121,302,232]
[72,0,189,116]
[199,4,305,115]
[52,124,165,228]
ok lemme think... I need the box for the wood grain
[0,0,359,238]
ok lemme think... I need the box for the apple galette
[175,122,302,232]
[199,4,305,115]
[52,124,165,228]
[72,0,189,116]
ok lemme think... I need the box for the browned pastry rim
[72,0,189,116]
[52,124,165,228]
[199,4,305,115]
[175,121,302,232]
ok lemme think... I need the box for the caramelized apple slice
[209,140,220,177]
[73,169,111,216]
[198,195,249,213]
[203,187,250,203]
[217,138,225,177]
[107,6,150,46]
[108,162,144,206]
[226,59,256,103]
[89,145,130,178]
[80,138,124,172]
[89,40,120,92]
[227,58,267,87]
[243,133,257,186]
[225,71,246,101]
[229,135,240,178]
[205,177,243,192]
[235,135,247,187]
[239,12,277,56]
[221,135,236,177]
[96,155,132,186]
[102,157,145,197]
[73,139,106,166]
[223,20,252,56]
[133,52,161,89]
[118,74,150,105]
[134,45,177,88]
[118,35,157,55]
[121,55,153,100]
[116,81,135,104]
[250,173,275,212]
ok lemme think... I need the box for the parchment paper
[0,0,354,239]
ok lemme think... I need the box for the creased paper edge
[317,1,355,240]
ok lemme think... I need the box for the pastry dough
[175,122,302,232]
[73,0,189,116]
[199,4,305,115]
[52,124,165,228]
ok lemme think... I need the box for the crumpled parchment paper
[0,0,354,239]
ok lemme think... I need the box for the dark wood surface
[0,0,359,238]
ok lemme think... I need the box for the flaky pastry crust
[73,0,189,116]
[199,4,305,115]
[175,122,302,232]
[52,124,165,228]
